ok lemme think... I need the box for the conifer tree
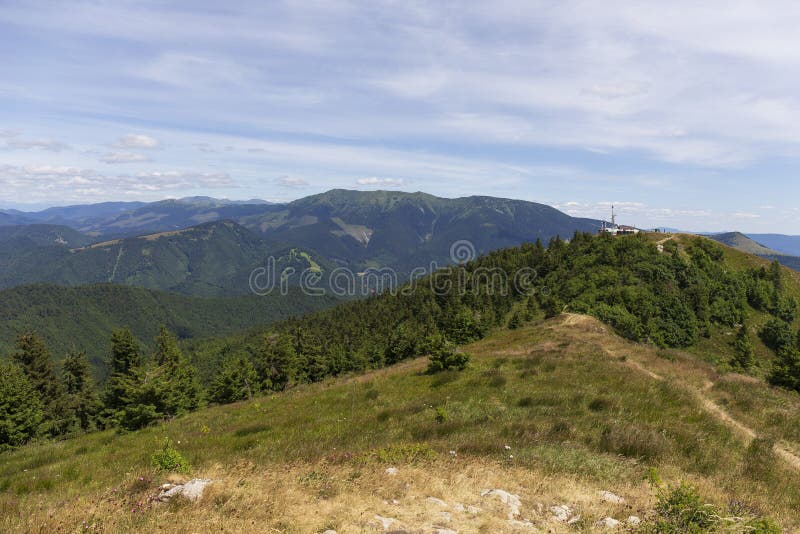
[0,363,44,449]
[101,328,143,426]
[732,324,756,370]
[210,356,259,404]
[151,326,200,416]
[62,351,100,432]
[256,333,297,391]
[12,332,69,436]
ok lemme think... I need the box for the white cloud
[277,175,308,188]
[0,164,235,203]
[356,177,405,187]
[115,134,160,149]
[99,152,150,164]
[4,138,69,151]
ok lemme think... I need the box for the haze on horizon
[1,1,799,233]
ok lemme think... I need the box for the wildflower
[504,445,511,450]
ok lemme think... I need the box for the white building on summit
[600,205,640,235]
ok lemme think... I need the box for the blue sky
[1,1,799,232]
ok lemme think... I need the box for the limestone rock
[157,478,211,502]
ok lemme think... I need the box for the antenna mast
[611,205,616,227]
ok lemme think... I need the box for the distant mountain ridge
[0,190,603,294]
[710,232,800,272]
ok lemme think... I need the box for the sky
[1,1,799,232]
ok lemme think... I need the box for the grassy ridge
[0,315,796,531]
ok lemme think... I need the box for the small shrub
[151,438,190,474]
[588,397,612,412]
[517,396,534,407]
[434,407,449,424]
[653,483,719,532]
[425,335,470,374]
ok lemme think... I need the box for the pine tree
[151,326,200,416]
[732,324,756,370]
[101,328,143,426]
[210,356,259,404]
[62,351,100,432]
[12,332,69,437]
[0,363,44,449]
[256,333,297,391]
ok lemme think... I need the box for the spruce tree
[256,333,297,391]
[101,328,143,426]
[732,324,756,370]
[62,351,100,432]
[0,363,44,449]
[151,326,200,416]
[12,332,69,436]
[210,356,259,404]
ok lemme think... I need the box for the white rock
[385,467,399,476]
[481,489,522,519]
[322,531,337,534]
[157,478,211,502]
[437,511,452,523]
[597,517,620,528]
[598,490,625,504]
[508,519,535,529]
[374,514,397,530]
[427,496,449,508]
[626,516,641,525]
[436,530,458,534]
[567,515,582,525]
[453,503,481,514]
[549,504,574,522]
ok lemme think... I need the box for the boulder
[481,489,522,518]
[597,517,620,528]
[157,478,211,502]
[598,490,625,504]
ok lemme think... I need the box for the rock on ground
[481,489,522,518]
[598,490,625,504]
[157,479,211,502]
[597,517,621,528]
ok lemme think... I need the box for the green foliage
[12,332,70,437]
[425,335,470,374]
[151,438,190,474]
[643,481,780,533]
[0,283,336,379]
[255,333,297,391]
[434,407,449,424]
[650,483,719,532]
[732,324,756,370]
[209,356,259,404]
[61,351,100,432]
[0,363,43,449]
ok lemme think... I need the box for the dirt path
[603,341,800,471]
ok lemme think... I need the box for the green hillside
[1,314,797,531]
[0,284,337,377]
[710,232,800,273]
[3,232,800,530]
[0,221,330,296]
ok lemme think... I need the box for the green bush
[652,483,719,532]
[151,437,191,474]
[425,335,470,374]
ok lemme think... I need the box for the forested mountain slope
[0,284,337,377]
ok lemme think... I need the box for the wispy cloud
[99,152,150,164]
[115,134,160,149]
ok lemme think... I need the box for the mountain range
[0,190,603,294]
